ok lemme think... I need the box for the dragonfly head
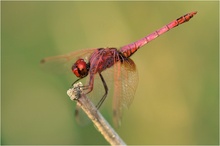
[72,59,90,78]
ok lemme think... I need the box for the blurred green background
[1,1,219,145]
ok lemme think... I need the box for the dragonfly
[41,11,197,126]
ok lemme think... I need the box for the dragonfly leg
[72,74,108,109]
[72,77,93,94]
[71,78,82,87]
[96,72,108,109]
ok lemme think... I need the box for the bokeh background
[1,1,219,145]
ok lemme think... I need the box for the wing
[112,57,139,127]
[40,48,97,76]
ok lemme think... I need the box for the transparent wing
[113,58,139,127]
[75,103,92,126]
[40,48,97,75]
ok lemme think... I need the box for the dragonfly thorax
[72,59,90,78]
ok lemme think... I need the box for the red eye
[72,59,89,78]
[73,67,80,77]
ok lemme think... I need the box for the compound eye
[72,59,88,78]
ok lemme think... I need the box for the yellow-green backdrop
[2,1,219,145]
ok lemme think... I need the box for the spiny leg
[71,78,82,87]
[72,78,93,95]
[72,73,107,109]
[96,72,108,109]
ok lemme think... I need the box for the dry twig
[67,82,126,145]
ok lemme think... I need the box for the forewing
[113,58,139,127]
[40,48,97,76]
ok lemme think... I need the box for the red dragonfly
[41,11,197,126]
